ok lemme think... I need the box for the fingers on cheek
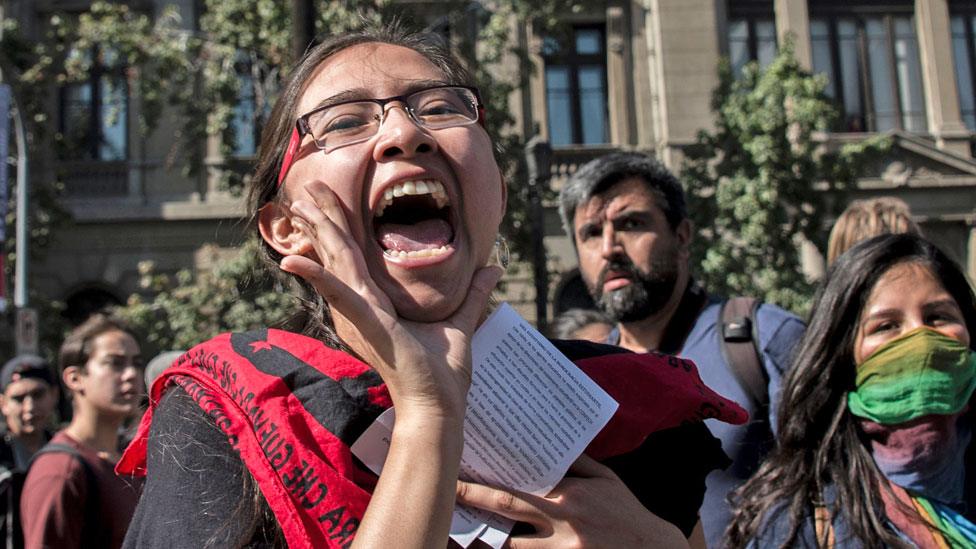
[280,256,322,282]
[280,256,318,281]
[280,258,349,307]
[303,181,336,207]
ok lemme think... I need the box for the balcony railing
[59,161,128,198]
[548,145,645,191]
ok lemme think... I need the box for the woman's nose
[900,315,931,337]
[372,105,438,160]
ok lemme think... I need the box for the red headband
[277,128,303,186]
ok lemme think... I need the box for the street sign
[16,307,38,354]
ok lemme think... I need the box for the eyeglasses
[277,85,484,185]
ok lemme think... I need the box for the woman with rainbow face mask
[727,233,976,548]
[115,24,744,549]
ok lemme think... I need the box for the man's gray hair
[558,152,687,244]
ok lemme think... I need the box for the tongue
[378,219,453,252]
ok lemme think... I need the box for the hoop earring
[494,235,511,270]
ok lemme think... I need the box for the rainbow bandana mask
[848,327,976,425]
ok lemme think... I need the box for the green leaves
[9,1,583,350]
[683,41,889,315]
[116,239,295,353]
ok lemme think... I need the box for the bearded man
[559,152,806,547]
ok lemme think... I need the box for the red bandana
[119,330,747,548]
[118,329,390,548]
[579,350,748,459]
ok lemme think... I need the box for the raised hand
[279,180,503,548]
[280,180,502,419]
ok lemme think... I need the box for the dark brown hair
[247,23,477,351]
[58,312,139,376]
[726,234,976,548]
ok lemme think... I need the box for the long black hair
[726,233,976,548]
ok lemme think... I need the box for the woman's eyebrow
[861,308,900,322]
[923,299,963,312]
[311,89,372,110]
[309,79,455,110]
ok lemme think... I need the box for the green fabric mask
[848,327,976,425]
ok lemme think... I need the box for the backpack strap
[28,443,103,547]
[29,443,90,471]
[0,466,22,549]
[718,297,768,409]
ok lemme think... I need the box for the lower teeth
[384,246,450,259]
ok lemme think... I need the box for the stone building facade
[516,0,976,319]
[5,0,976,325]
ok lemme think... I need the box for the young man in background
[21,314,144,549]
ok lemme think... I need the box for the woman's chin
[367,243,485,322]
[384,282,468,323]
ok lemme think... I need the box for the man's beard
[588,254,680,324]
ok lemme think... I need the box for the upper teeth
[375,179,449,217]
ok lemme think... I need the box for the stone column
[968,220,976,283]
[607,3,633,145]
[645,0,722,169]
[630,2,656,148]
[127,72,145,204]
[203,131,231,202]
[774,0,812,71]
[916,0,971,158]
[525,27,549,142]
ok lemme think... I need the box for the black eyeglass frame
[294,84,484,150]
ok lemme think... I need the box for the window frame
[950,7,976,130]
[58,44,130,162]
[726,0,776,75]
[810,6,927,133]
[230,56,262,158]
[728,16,777,72]
[542,24,609,146]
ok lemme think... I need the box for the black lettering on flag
[282,460,321,503]
[302,482,328,509]
[318,505,346,531]
[269,442,293,471]
[331,517,359,543]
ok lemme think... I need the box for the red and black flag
[119,330,746,548]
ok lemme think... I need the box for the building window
[543,25,609,146]
[229,52,275,157]
[951,14,976,130]
[60,47,128,161]
[231,69,258,156]
[728,17,777,76]
[810,15,927,133]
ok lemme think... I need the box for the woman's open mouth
[373,179,457,263]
